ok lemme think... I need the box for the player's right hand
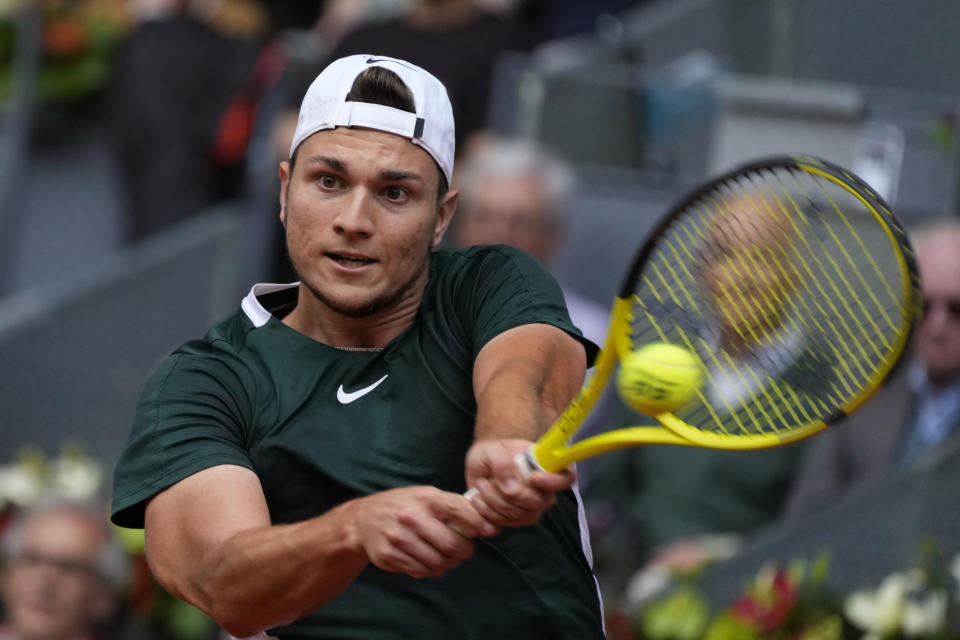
[347,486,498,578]
[464,438,575,528]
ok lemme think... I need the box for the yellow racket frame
[526,157,918,474]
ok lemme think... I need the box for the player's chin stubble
[294,250,431,319]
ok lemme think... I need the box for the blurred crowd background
[1,0,959,638]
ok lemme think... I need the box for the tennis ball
[617,342,703,415]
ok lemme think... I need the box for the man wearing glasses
[784,217,960,518]
[0,500,128,640]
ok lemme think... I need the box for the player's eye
[383,186,408,203]
[318,175,341,190]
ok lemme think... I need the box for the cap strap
[332,101,425,140]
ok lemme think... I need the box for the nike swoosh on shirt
[336,374,389,404]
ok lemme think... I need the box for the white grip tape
[517,447,544,477]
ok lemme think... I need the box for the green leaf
[796,614,844,640]
[641,586,711,640]
[810,551,831,588]
[704,614,759,640]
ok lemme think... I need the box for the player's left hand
[464,439,575,528]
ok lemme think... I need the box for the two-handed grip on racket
[462,448,541,502]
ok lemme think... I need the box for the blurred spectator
[0,447,215,640]
[784,217,960,519]
[451,137,608,347]
[307,0,408,56]
[514,0,644,42]
[106,0,268,242]
[0,498,129,640]
[258,1,325,34]
[128,0,269,39]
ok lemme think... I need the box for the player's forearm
[473,358,556,441]
[473,332,585,442]
[171,502,368,637]
[466,349,582,527]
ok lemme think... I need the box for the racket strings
[720,191,860,404]
[775,173,900,353]
[746,170,903,372]
[655,229,784,433]
[747,203,866,396]
[634,280,809,438]
[755,177,884,391]
[666,212,815,426]
[641,241,798,436]
[803,172,906,318]
[626,164,913,440]
[689,187,851,430]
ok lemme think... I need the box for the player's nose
[333,190,375,236]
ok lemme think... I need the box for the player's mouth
[327,252,376,268]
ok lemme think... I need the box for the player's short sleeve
[111,344,256,528]
[449,246,599,361]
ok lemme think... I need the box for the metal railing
[0,207,247,467]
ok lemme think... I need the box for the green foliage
[642,586,711,640]
[628,550,960,640]
[150,589,220,640]
[0,3,125,105]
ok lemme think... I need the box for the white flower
[844,570,923,636]
[902,590,947,637]
[49,457,103,500]
[0,464,44,508]
[625,563,671,608]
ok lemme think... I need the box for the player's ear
[278,161,290,227]
[432,189,458,248]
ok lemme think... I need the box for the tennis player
[110,54,605,639]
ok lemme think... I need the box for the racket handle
[463,446,543,501]
[453,447,547,536]
[515,447,544,477]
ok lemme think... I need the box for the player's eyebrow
[379,169,424,184]
[303,156,424,185]
[304,155,348,173]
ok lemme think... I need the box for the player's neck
[283,284,424,350]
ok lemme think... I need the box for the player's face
[914,233,960,382]
[279,127,456,318]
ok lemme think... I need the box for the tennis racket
[514,154,921,475]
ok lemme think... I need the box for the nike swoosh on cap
[337,374,389,404]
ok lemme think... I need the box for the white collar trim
[240,282,299,328]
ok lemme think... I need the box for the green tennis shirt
[111,245,605,640]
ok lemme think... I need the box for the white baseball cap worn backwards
[289,54,456,185]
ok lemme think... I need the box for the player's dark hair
[289,67,449,201]
[345,66,417,112]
